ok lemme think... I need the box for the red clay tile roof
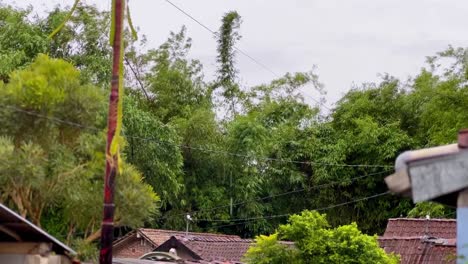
[113,229,243,249]
[185,261,242,264]
[378,237,456,263]
[175,235,252,262]
[139,229,242,247]
[114,228,293,262]
[379,218,457,264]
[383,218,456,238]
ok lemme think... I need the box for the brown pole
[99,0,124,263]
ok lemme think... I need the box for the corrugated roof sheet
[0,203,76,255]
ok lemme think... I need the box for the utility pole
[385,129,468,263]
[99,0,125,263]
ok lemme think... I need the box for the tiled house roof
[139,229,243,247]
[154,235,252,262]
[112,229,244,259]
[383,218,456,238]
[379,237,456,263]
[378,218,456,264]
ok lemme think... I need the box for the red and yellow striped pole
[99,0,125,263]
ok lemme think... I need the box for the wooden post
[99,0,124,263]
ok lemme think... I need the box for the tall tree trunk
[99,0,124,263]
[11,190,27,218]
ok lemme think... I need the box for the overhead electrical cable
[175,170,392,218]
[200,191,391,229]
[163,0,331,110]
[2,104,392,169]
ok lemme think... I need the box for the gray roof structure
[0,203,76,255]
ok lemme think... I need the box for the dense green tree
[214,11,243,117]
[142,27,209,123]
[407,202,452,218]
[244,210,399,264]
[320,78,413,233]
[123,95,183,209]
[195,72,324,235]
[0,3,112,86]
[0,55,158,252]
[44,3,112,86]
[0,5,48,82]
[122,27,219,229]
[3,1,468,247]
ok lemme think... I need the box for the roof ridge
[138,228,241,237]
[180,237,253,242]
[388,218,456,222]
[379,236,432,240]
[113,230,137,248]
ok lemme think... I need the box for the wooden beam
[0,242,51,254]
[0,225,22,241]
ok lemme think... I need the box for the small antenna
[424,214,430,237]
[185,213,192,236]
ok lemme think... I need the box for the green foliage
[143,26,209,123]
[71,238,98,263]
[0,2,112,86]
[215,11,243,116]
[45,3,112,86]
[123,95,183,208]
[245,211,399,264]
[0,55,158,255]
[216,11,241,89]
[244,234,302,264]
[0,5,48,82]
[0,54,104,146]
[2,2,467,251]
[407,202,452,218]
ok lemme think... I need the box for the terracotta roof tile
[138,229,242,247]
[383,218,456,238]
[378,237,456,264]
[180,237,252,262]
[185,261,243,264]
[379,218,457,264]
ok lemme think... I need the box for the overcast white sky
[4,0,468,108]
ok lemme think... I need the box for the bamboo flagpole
[99,0,125,263]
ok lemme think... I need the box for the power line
[201,191,390,229]
[164,0,216,35]
[3,105,394,226]
[2,104,392,169]
[232,46,280,78]
[164,0,279,77]
[181,170,392,218]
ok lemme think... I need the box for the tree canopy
[244,210,399,264]
[0,2,464,261]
